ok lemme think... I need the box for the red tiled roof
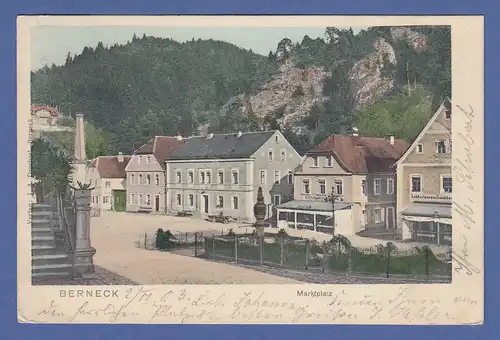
[134,136,186,169]
[31,105,60,117]
[307,135,409,173]
[89,155,131,178]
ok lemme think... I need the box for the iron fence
[137,230,452,281]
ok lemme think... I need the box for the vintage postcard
[17,15,483,324]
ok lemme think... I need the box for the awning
[401,203,452,224]
[403,215,453,224]
[276,200,351,212]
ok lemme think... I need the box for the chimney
[176,134,183,141]
[72,113,87,185]
[352,127,359,137]
[117,152,124,162]
[386,134,395,145]
[206,133,214,139]
[74,113,86,161]
[236,131,242,138]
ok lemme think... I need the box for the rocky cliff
[218,27,429,135]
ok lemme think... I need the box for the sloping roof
[277,200,352,212]
[135,136,186,168]
[395,98,452,166]
[167,131,275,160]
[31,105,60,117]
[401,202,452,218]
[307,135,409,173]
[89,155,131,178]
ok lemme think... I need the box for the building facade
[395,99,452,246]
[125,136,185,213]
[277,134,408,236]
[165,130,302,222]
[31,104,60,126]
[86,153,131,211]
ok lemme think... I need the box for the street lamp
[433,210,440,245]
[325,186,343,236]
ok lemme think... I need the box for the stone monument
[253,187,267,239]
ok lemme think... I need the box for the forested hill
[31,26,450,155]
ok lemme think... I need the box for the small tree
[164,230,176,249]
[31,137,73,202]
[155,228,165,249]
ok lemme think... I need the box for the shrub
[155,228,166,249]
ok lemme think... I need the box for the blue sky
[31,26,363,71]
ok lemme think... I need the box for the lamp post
[433,210,440,245]
[325,186,343,237]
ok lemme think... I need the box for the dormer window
[445,109,451,119]
[435,140,446,154]
[312,156,318,167]
[325,156,333,167]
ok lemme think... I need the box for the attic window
[275,135,279,143]
[445,109,451,119]
[416,143,423,154]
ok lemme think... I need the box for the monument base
[73,247,97,278]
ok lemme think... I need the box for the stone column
[73,188,96,277]
[253,187,266,240]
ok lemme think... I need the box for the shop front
[400,203,452,246]
[276,200,353,235]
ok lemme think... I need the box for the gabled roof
[307,135,409,173]
[167,131,275,161]
[395,98,451,166]
[134,136,186,168]
[88,155,131,179]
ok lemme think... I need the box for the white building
[86,153,131,211]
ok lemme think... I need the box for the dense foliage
[32,36,278,153]
[31,27,450,154]
[40,118,112,160]
[31,138,73,201]
[354,85,433,142]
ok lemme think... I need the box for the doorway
[202,195,209,214]
[387,207,395,229]
[112,190,126,212]
[155,195,160,212]
[272,195,281,217]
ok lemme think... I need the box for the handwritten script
[31,287,479,324]
[452,104,481,277]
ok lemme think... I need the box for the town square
[28,23,453,285]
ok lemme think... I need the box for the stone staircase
[31,204,73,281]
